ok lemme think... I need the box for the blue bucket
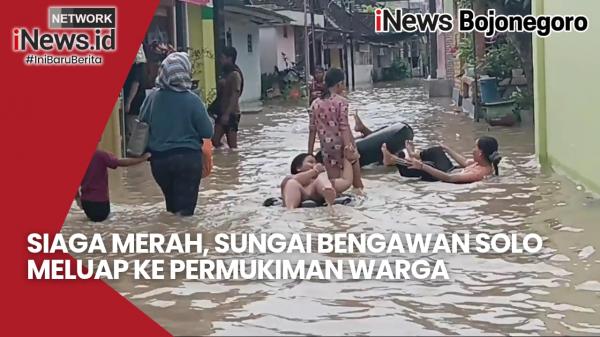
[479,78,501,104]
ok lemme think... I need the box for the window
[283,26,288,38]
[247,34,253,53]
[226,28,232,47]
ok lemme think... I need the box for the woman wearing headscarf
[140,52,214,216]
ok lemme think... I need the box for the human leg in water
[331,159,354,193]
[226,130,238,149]
[281,178,310,209]
[212,124,226,148]
[353,111,373,137]
[381,143,400,166]
[310,172,337,207]
[404,140,422,159]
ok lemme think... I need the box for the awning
[180,0,212,6]
[224,5,291,25]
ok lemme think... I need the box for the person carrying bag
[139,52,214,216]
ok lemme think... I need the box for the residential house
[533,0,600,194]
[221,1,291,103]
[252,0,415,89]
[253,1,326,77]
[101,0,216,155]
[322,0,375,85]
[375,0,428,77]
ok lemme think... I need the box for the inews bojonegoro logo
[12,7,117,66]
[373,7,588,37]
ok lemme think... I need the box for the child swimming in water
[281,153,354,209]
[308,68,363,193]
[76,149,150,222]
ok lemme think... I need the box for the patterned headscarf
[155,52,192,92]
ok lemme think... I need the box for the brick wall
[444,32,455,80]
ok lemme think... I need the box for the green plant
[187,47,216,103]
[187,47,214,77]
[481,42,521,79]
[459,37,475,66]
[456,0,472,8]
[510,87,533,111]
[390,59,410,80]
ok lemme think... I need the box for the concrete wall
[99,100,123,157]
[225,17,261,102]
[435,0,446,78]
[534,0,600,194]
[259,27,278,74]
[353,65,373,84]
[260,25,296,74]
[187,3,216,102]
[325,46,373,85]
[351,44,373,85]
[275,26,295,70]
[330,48,341,69]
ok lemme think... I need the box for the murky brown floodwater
[63,83,600,336]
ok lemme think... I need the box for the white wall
[275,26,295,70]
[226,17,261,102]
[354,65,374,84]
[345,47,373,85]
[259,25,296,74]
[259,27,277,74]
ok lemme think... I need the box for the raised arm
[294,165,322,186]
[308,103,317,154]
[442,144,470,168]
[337,98,363,188]
[337,98,354,149]
[398,157,483,184]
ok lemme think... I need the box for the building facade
[533,0,600,194]
[100,0,216,156]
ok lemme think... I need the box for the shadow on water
[63,83,600,336]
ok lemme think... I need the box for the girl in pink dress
[308,68,363,193]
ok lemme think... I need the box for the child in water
[309,67,326,105]
[76,148,150,222]
[308,68,363,193]
[382,137,502,183]
[281,153,354,209]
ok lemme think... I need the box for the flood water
[63,83,600,336]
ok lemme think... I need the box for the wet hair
[322,68,345,99]
[477,136,502,175]
[222,46,237,63]
[314,151,323,164]
[291,153,310,174]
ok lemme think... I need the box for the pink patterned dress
[309,94,351,178]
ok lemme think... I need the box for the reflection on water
[63,83,600,336]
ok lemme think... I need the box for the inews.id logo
[13,7,116,65]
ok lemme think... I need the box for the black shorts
[217,114,241,132]
[397,146,455,182]
[81,200,110,222]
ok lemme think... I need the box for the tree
[480,0,533,96]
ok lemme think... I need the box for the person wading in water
[210,46,244,149]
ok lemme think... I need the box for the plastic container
[479,77,501,104]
